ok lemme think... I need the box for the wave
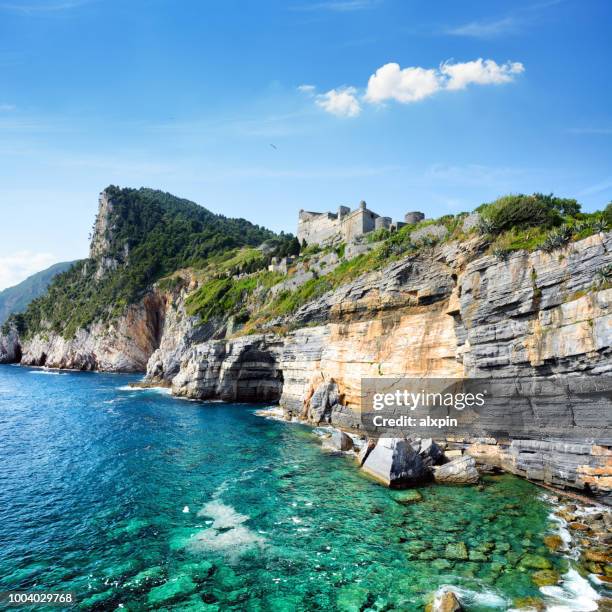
[196,500,250,529]
[540,568,600,611]
[116,385,171,395]
[29,370,64,376]
[434,585,507,609]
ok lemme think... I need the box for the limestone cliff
[1,189,611,501]
[151,232,612,501]
[19,293,164,372]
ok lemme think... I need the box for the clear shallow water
[0,365,597,611]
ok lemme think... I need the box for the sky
[0,0,611,289]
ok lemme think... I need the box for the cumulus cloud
[441,59,524,90]
[364,63,440,103]
[309,58,524,116]
[315,87,361,117]
[0,250,57,290]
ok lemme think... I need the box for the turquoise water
[0,365,582,610]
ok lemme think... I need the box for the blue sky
[0,0,611,288]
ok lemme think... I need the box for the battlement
[297,202,423,247]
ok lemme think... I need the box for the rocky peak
[89,190,113,260]
[89,189,128,280]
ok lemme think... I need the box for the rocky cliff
[145,232,612,501]
[18,292,164,372]
[2,189,611,501]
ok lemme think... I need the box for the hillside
[12,186,289,339]
[0,261,75,326]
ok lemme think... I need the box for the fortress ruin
[297,201,424,247]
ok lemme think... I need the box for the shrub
[481,194,563,235]
[541,225,573,252]
[595,264,612,287]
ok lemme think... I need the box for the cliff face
[19,293,164,372]
[152,232,612,501]
[1,196,611,499]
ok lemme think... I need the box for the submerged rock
[147,575,198,606]
[513,596,546,610]
[124,566,165,589]
[433,456,479,485]
[531,568,560,587]
[336,584,369,612]
[444,542,469,561]
[519,554,552,570]
[361,438,427,487]
[392,490,423,505]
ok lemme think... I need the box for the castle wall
[342,208,377,242]
[298,203,408,247]
[297,212,340,245]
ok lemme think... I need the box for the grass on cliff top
[238,195,612,330]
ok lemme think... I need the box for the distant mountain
[0,261,76,325]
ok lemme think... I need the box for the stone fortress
[297,201,425,247]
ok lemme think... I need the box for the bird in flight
[269,144,278,150]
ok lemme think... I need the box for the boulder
[324,429,354,452]
[361,438,427,487]
[308,381,339,423]
[411,438,445,468]
[426,590,464,612]
[433,456,479,485]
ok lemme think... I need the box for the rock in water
[324,429,354,452]
[411,437,445,468]
[361,438,426,487]
[433,455,479,485]
[308,381,339,423]
[426,590,464,612]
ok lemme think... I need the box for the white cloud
[311,58,524,114]
[445,17,519,38]
[297,84,316,95]
[0,104,16,111]
[315,87,361,117]
[364,63,441,103]
[441,59,524,90]
[0,250,57,290]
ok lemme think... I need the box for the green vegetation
[477,193,572,235]
[14,187,282,338]
[185,271,283,325]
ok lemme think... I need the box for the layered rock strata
[2,231,611,500]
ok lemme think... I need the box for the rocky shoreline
[2,221,611,504]
[256,406,612,610]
